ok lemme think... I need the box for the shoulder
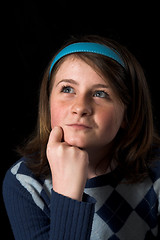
[149,160,160,182]
[3,157,37,192]
[3,157,36,185]
[3,157,52,210]
[148,152,160,204]
[149,147,160,182]
[3,157,51,189]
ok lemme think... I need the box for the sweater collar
[85,166,123,188]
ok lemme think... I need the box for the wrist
[52,183,84,201]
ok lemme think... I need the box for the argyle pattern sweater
[3,157,160,240]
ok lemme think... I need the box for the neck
[86,145,114,179]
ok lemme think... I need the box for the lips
[66,123,92,129]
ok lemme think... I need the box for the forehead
[53,55,110,86]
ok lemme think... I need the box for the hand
[46,126,89,201]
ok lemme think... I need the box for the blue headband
[49,42,125,78]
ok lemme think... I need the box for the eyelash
[60,85,110,99]
[61,85,74,94]
[93,90,109,99]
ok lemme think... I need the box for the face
[50,56,125,153]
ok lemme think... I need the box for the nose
[71,95,93,117]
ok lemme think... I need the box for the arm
[3,164,95,240]
[46,126,95,239]
[3,170,50,240]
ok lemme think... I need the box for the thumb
[49,126,64,145]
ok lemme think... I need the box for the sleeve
[2,169,95,240]
[50,190,95,239]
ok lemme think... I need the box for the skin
[46,56,125,201]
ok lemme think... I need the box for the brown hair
[18,35,160,182]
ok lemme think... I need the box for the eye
[93,90,109,98]
[61,86,75,94]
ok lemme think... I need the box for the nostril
[71,101,93,117]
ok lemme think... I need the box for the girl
[3,35,160,239]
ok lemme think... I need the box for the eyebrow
[56,79,79,87]
[56,79,109,89]
[92,84,109,89]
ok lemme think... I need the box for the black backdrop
[2,2,160,238]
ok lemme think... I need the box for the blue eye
[94,91,109,98]
[61,86,75,94]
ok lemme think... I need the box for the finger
[49,126,64,144]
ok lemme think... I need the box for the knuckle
[57,144,64,153]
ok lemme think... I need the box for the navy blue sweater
[3,157,160,239]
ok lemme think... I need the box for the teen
[3,35,160,239]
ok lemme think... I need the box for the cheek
[98,111,115,131]
[97,106,124,139]
[50,103,64,129]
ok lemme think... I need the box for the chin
[63,132,88,148]
[64,137,86,148]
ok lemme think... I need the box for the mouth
[66,123,92,130]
